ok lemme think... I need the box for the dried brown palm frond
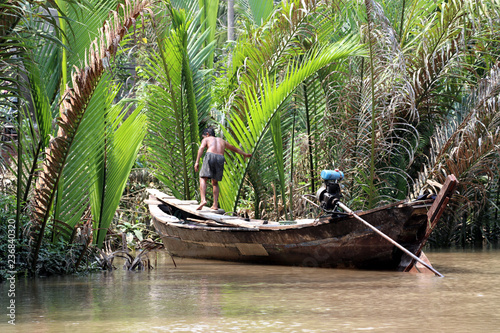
[0,2,20,39]
[411,38,462,113]
[95,238,164,271]
[29,0,152,273]
[72,213,94,271]
[404,0,467,117]
[320,0,418,209]
[414,61,500,217]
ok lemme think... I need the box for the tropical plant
[2,0,500,262]
[28,0,151,271]
[214,0,360,214]
[358,0,500,245]
[143,0,365,215]
[1,0,68,239]
[413,61,500,243]
[143,1,215,200]
[220,39,366,212]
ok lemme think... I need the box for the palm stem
[303,82,315,194]
[289,102,297,221]
[365,0,377,209]
[15,90,21,239]
[56,0,67,103]
[399,0,406,39]
[22,140,42,206]
[96,109,108,246]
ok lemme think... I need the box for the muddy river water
[1,249,500,332]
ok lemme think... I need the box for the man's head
[202,127,216,137]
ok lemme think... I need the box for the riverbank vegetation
[1,0,500,279]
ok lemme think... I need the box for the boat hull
[151,203,428,270]
[148,175,457,271]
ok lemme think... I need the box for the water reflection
[2,250,500,332]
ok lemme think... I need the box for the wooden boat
[147,175,457,272]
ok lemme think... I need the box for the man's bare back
[198,136,250,158]
[202,136,226,155]
[194,129,252,211]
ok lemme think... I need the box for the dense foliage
[0,193,104,281]
[1,0,500,277]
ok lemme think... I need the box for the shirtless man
[194,128,252,210]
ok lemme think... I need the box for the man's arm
[194,139,207,172]
[225,142,252,158]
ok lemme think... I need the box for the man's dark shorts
[200,152,225,181]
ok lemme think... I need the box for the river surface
[1,249,500,332]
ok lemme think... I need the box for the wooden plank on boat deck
[167,199,199,205]
[146,188,176,199]
[197,213,258,229]
[148,188,265,229]
[149,195,198,209]
[219,220,259,229]
[175,205,229,217]
[198,212,238,220]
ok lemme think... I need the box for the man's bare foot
[210,206,218,210]
[196,200,206,210]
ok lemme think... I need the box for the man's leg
[211,179,219,210]
[197,177,208,210]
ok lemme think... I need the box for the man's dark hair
[202,127,215,137]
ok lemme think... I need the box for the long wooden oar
[337,201,444,278]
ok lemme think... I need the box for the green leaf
[220,38,366,211]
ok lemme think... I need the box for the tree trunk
[227,0,234,41]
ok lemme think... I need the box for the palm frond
[197,0,219,68]
[144,2,214,200]
[414,61,500,219]
[143,34,192,198]
[220,39,365,211]
[235,0,273,27]
[53,77,114,234]
[62,0,122,73]
[245,131,280,218]
[29,0,152,272]
[294,76,328,194]
[269,108,289,219]
[402,0,466,117]
[91,101,147,247]
[317,0,418,209]
[227,0,319,112]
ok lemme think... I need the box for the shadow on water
[2,249,500,332]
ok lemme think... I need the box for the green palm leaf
[1,1,69,235]
[245,132,279,218]
[91,101,147,247]
[227,0,319,112]
[295,76,327,194]
[144,2,214,199]
[220,39,365,212]
[269,108,288,219]
[53,77,113,235]
[29,0,152,271]
[198,0,219,68]
[236,0,273,27]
